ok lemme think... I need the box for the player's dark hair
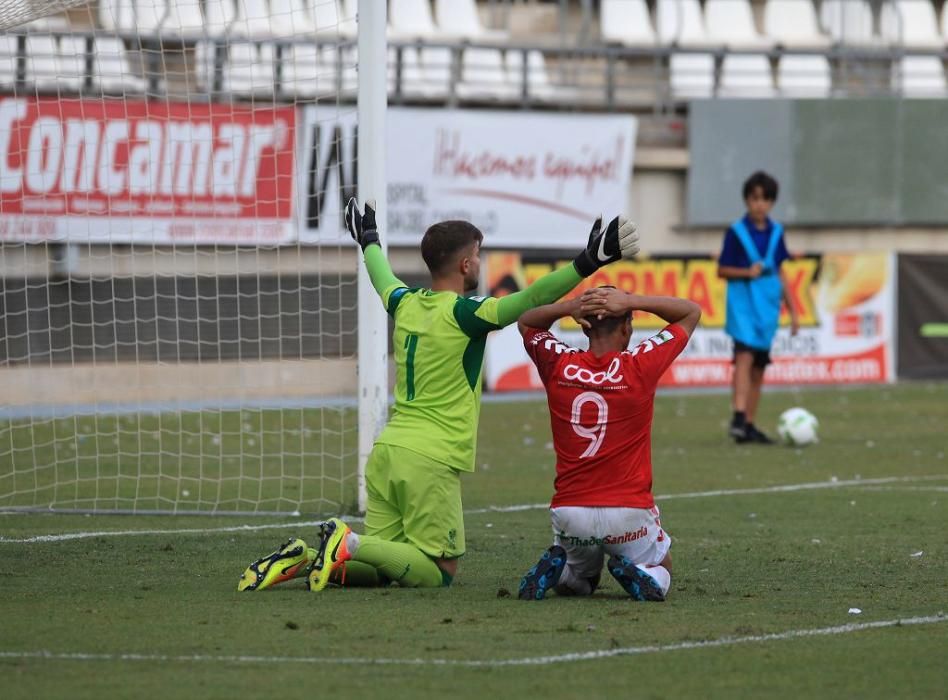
[421,221,484,276]
[582,286,632,338]
[742,171,779,202]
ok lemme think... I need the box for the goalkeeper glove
[572,215,639,278]
[344,198,381,251]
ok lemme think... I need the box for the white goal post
[0,0,387,516]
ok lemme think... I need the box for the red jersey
[523,324,689,509]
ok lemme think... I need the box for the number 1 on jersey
[404,333,419,400]
[570,391,608,458]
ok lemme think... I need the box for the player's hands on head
[572,214,639,277]
[345,198,381,251]
[578,287,631,321]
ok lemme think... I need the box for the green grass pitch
[1,383,946,699]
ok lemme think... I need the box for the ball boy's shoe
[746,424,775,444]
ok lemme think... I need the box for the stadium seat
[894,56,947,96]
[390,0,436,37]
[283,43,317,96]
[434,0,506,39]
[0,35,17,90]
[233,0,273,37]
[270,0,314,35]
[705,0,772,47]
[58,35,90,91]
[135,0,167,34]
[764,0,830,46]
[203,0,236,36]
[656,0,710,45]
[283,43,344,97]
[389,44,430,96]
[164,0,205,36]
[457,46,516,100]
[505,48,556,101]
[308,0,356,35]
[320,44,357,95]
[419,45,453,93]
[99,0,137,32]
[777,55,831,95]
[718,54,776,96]
[224,41,274,93]
[600,0,656,46]
[93,37,147,93]
[880,0,942,46]
[25,34,61,90]
[820,0,875,43]
[669,53,715,97]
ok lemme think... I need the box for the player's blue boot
[518,545,567,600]
[607,554,666,602]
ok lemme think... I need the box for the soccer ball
[777,408,819,446]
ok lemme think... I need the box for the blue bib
[724,219,784,350]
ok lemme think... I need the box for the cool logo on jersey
[562,357,624,385]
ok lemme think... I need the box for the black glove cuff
[572,251,597,278]
[360,230,380,251]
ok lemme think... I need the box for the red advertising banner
[485,252,895,391]
[0,97,295,244]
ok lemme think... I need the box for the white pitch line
[2,474,946,544]
[458,474,948,515]
[0,615,943,668]
[0,517,362,544]
[853,485,948,494]
[653,474,948,501]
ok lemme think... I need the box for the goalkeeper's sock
[348,533,444,588]
[329,560,385,587]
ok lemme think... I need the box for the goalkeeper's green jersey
[362,245,582,472]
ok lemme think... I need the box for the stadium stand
[705,0,775,97]
[655,0,708,44]
[4,0,948,103]
[600,0,656,47]
[880,0,943,45]
[880,0,946,96]
[654,0,715,98]
[820,0,875,43]
[457,45,516,100]
[202,0,236,35]
[764,0,830,45]
[434,0,506,40]
[389,0,436,37]
[764,1,832,96]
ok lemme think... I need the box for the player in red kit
[516,286,701,601]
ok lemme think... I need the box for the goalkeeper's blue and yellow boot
[237,537,316,591]
[307,518,353,592]
[518,545,567,600]
[607,554,666,602]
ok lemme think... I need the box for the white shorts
[550,505,671,583]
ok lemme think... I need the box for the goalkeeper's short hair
[421,221,483,275]
[582,286,632,338]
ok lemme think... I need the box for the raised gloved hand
[344,198,381,251]
[572,214,639,278]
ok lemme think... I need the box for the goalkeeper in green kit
[237,199,640,592]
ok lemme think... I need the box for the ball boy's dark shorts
[733,340,772,368]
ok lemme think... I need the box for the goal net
[0,0,369,515]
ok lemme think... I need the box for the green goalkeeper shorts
[364,443,465,560]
